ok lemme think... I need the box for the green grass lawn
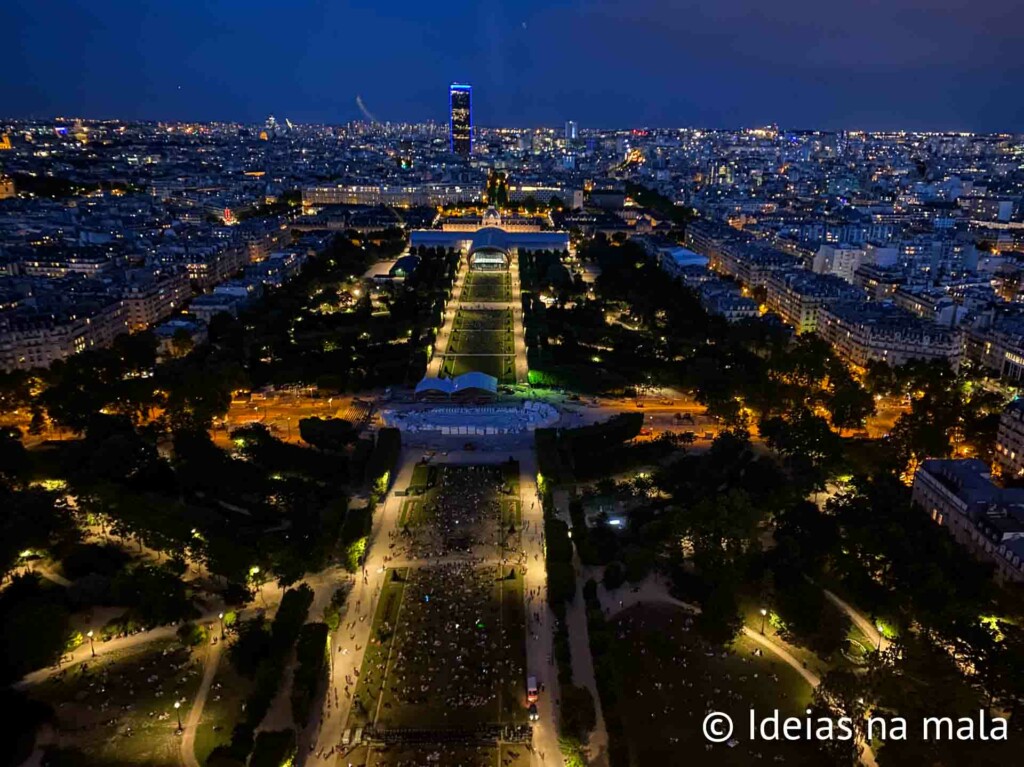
[462,272,512,303]
[453,308,513,332]
[192,654,252,764]
[29,640,204,767]
[440,354,515,382]
[608,604,821,767]
[446,329,514,356]
[497,570,528,725]
[349,569,408,728]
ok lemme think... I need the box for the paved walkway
[821,587,890,652]
[517,450,563,767]
[308,449,419,764]
[427,255,469,376]
[179,638,225,767]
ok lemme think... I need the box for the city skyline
[5,0,1024,132]
[4,3,1024,765]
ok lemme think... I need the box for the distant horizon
[1,112,1018,137]
[6,0,1024,133]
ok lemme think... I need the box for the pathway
[821,587,890,652]
[593,576,878,767]
[426,255,469,377]
[307,449,420,764]
[179,638,225,767]
[565,550,609,767]
[517,450,563,767]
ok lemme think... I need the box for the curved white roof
[453,371,498,393]
[414,377,454,394]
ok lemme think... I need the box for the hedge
[249,729,295,767]
[365,427,401,491]
[219,585,312,762]
[290,622,329,727]
[583,579,629,766]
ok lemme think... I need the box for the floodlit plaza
[382,402,559,435]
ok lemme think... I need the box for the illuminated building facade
[449,83,473,156]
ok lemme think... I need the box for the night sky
[5,0,1024,131]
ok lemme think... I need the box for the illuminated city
[2,2,1024,767]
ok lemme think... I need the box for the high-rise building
[449,83,473,156]
[565,120,578,143]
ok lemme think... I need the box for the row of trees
[209,584,313,766]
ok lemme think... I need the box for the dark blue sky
[5,0,1024,131]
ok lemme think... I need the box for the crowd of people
[402,465,513,557]
[374,563,525,727]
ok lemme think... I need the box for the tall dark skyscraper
[449,83,472,156]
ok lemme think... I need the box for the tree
[695,583,742,645]
[0,427,29,485]
[828,379,875,430]
[170,327,195,358]
[176,622,209,647]
[602,561,626,590]
[298,417,356,451]
[677,489,762,573]
[0,575,72,682]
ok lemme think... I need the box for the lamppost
[760,608,768,635]
[876,622,884,651]
[249,565,265,605]
[218,612,225,639]
[174,701,183,733]
[87,629,96,657]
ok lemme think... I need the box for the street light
[87,629,95,657]
[174,701,183,733]
[876,622,885,651]
[760,608,768,635]
[218,612,225,639]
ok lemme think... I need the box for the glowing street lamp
[87,629,95,657]
[760,608,768,635]
[218,612,225,639]
[174,700,183,733]
[249,566,265,605]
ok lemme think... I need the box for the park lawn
[407,463,439,494]
[373,565,523,730]
[499,743,533,767]
[191,653,252,765]
[497,570,529,725]
[399,494,436,528]
[447,329,514,356]
[500,497,522,530]
[453,308,513,332]
[462,273,512,303]
[29,640,204,767]
[349,569,408,728]
[608,604,821,767]
[441,354,515,382]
